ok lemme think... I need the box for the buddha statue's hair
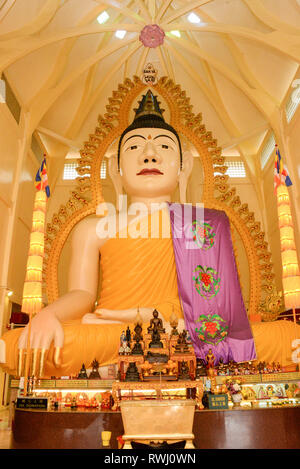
[117,90,183,170]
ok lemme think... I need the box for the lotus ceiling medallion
[139,24,165,48]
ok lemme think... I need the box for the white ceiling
[1,0,299,160]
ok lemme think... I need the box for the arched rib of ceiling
[0,0,61,40]
[243,0,300,34]
[165,34,276,120]
[1,0,299,156]
[27,36,140,132]
[95,0,146,24]
[65,0,144,139]
[1,18,300,75]
[64,41,143,139]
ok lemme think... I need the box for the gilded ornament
[230,196,241,209]
[244,212,255,224]
[238,204,249,216]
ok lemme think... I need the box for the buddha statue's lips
[137,168,164,175]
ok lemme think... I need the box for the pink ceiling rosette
[139,24,165,48]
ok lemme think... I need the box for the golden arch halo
[44,75,281,321]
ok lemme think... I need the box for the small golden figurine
[169,310,179,337]
[166,359,177,376]
[206,348,216,378]
[141,361,153,377]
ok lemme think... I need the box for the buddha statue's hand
[84,307,155,324]
[17,310,64,377]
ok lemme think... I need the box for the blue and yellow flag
[274,145,292,192]
[35,157,50,198]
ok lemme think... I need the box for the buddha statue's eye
[162,144,169,149]
[130,145,138,150]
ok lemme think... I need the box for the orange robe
[1,215,299,376]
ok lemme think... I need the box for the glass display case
[9,371,300,411]
[203,372,300,410]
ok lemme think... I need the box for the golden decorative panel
[44,76,281,321]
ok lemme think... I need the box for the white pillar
[0,111,32,335]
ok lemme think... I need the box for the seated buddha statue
[0,90,299,378]
[147,310,165,334]
[148,327,164,350]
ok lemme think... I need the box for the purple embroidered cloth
[169,204,256,364]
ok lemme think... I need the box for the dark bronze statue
[77,363,88,379]
[89,359,101,379]
[125,362,141,382]
[147,310,165,334]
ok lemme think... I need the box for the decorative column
[21,190,47,315]
[277,183,300,327]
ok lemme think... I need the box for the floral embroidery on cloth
[195,314,228,345]
[193,265,221,299]
[191,221,215,250]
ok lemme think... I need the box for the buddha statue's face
[119,127,181,199]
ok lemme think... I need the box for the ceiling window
[97,11,109,24]
[261,132,275,169]
[100,159,107,179]
[1,74,21,124]
[286,83,300,123]
[115,30,126,39]
[214,160,246,178]
[63,162,79,180]
[63,160,107,180]
[187,13,201,24]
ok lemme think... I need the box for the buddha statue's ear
[179,151,193,204]
[108,155,123,211]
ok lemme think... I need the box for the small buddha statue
[77,363,88,379]
[174,331,189,354]
[131,336,144,356]
[149,326,164,349]
[195,358,207,378]
[131,321,144,355]
[133,322,143,342]
[88,359,101,379]
[147,310,165,334]
[217,358,227,376]
[125,362,140,382]
[178,361,190,380]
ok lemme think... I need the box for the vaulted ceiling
[1,0,299,164]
